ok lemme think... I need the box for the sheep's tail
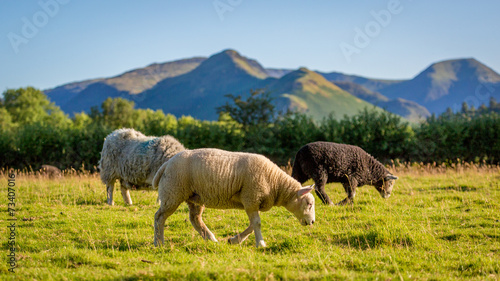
[291,155,308,184]
[153,161,168,190]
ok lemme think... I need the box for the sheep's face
[291,185,315,226]
[375,174,398,198]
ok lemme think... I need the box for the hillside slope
[334,81,430,121]
[265,68,387,120]
[137,50,269,120]
[45,57,206,113]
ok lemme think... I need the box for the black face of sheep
[291,141,399,205]
[373,175,399,199]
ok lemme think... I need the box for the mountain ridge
[137,50,270,120]
[44,50,500,120]
[378,58,500,113]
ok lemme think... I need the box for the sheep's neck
[274,178,300,207]
[367,157,388,183]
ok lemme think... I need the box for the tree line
[1,87,499,171]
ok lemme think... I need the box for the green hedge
[1,88,499,171]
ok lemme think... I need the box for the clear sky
[1,0,499,92]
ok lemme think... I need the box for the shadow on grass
[441,232,500,242]
[334,230,414,250]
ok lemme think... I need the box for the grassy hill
[266,68,387,120]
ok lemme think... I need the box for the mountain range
[45,49,500,122]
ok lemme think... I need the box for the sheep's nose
[311,220,315,225]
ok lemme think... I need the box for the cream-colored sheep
[99,128,185,205]
[153,148,315,248]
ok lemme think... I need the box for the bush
[320,108,416,162]
[1,87,499,171]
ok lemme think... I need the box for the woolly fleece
[292,141,397,205]
[153,148,315,248]
[99,128,185,205]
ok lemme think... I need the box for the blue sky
[1,0,499,92]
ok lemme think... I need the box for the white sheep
[153,148,315,248]
[98,128,185,205]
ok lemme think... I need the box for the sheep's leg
[228,224,254,245]
[119,181,133,205]
[338,178,357,205]
[248,210,266,248]
[313,174,334,205]
[120,186,132,205]
[187,202,218,242]
[154,203,180,247]
[106,184,115,206]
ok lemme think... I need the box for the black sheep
[292,142,398,205]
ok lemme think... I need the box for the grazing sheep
[292,141,398,205]
[153,148,315,248]
[39,165,62,178]
[99,128,185,205]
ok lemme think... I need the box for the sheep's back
[167,149,280,209]
[298,142,372,180]
[100,128,187,189]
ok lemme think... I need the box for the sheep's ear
[385,174,398,181]
[297,184,314,197]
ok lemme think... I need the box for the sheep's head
[374,174,398,198]
[288,185,315,226]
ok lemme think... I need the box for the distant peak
[436,57,476,63]
[200,49,268,79]
[278,67,343,93]
[421,57,500,83]
[429,57,486,69]
[221,49,240,57]
[290,67,323,79]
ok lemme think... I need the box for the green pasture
[1,168,499,280]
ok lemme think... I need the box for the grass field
[1,164,499,280]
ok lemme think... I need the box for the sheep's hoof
[256,241,267,248]
[336,198,353,206]
[228,237,239,245]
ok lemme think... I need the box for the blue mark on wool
[137,139,155,153]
